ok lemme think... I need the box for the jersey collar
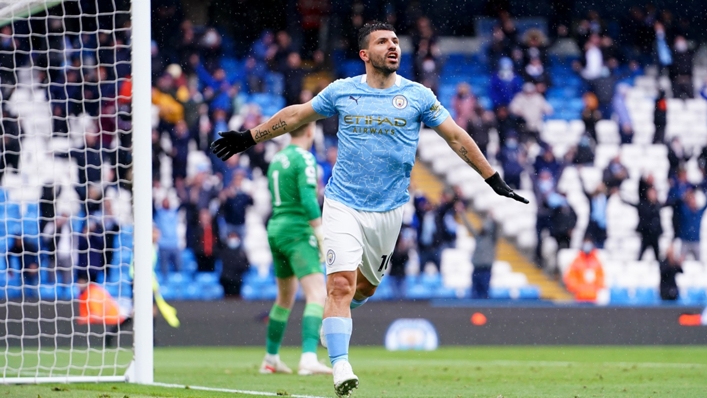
[360,74,402,87]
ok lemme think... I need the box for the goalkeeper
[259,122,332,376]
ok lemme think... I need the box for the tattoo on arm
[271,119,287,131]
[254,128,271,140]
[459,147,482,175]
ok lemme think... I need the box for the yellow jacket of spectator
[152,88,184,124]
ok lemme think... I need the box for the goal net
[0,0,152,383]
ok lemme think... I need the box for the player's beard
[370,52,399,75]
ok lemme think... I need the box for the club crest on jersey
[326,249,336,265]
[392,95,408,109]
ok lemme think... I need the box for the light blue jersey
[312,74,450,212]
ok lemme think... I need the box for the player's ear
[359,49,369,63]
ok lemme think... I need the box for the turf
[1,346,706,397]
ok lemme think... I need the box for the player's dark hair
[358,21,396,50]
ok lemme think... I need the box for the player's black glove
[485,172,529,204]
[210,129,256,161]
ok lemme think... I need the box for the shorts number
[377,254,392,272]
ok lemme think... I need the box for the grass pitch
[1,346,706,397]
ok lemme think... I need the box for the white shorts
[322,197,404,286]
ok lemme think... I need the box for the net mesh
[0,0,134,380]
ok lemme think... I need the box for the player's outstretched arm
[432,117,529,204]
[210,102,325,161]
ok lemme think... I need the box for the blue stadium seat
[610,287,631,304]
[160,284,178,301]
[202,284,224,300]
[195,272,219,286]
[633,287,659,304]
[183,284,201,300]
[167,272,190,288]
[25,203,39,219]
[420,273,442,289]
[240,283,260,300]
[683,288,707,305]
[0,188,7,203]
[433,286,459,299]
[518,286,541,299]
[405,283,434,300]
[39,285,58,301]
[489,287,511,299]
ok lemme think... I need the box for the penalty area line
[152,382,329,398]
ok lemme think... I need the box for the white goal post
[0,0,152,384]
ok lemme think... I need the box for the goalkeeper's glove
[313,225,325,263]
[485,172,529,204]
[210,129,256,161]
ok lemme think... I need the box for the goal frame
[0,0,153,385]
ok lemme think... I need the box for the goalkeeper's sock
[350,297,369,310]
[302,303,324,353]
[322,317,352,365]
[266,304,291,355]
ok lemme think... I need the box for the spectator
[388,228,412,299]
[653,90,667,144]
[659,243,683,301]
[178,168,220,252]
[0,106,20,182]
[411,16,441,91]
[653,22,672,75]
[43,213,73,284]
[414,196,441,274]
[667,137,691,181]
[563,238,605,302]
[269,30,293,73]
[219,231,250,298]
[577,33,604,82]
[533,170,556,267]
[76,217,106,282]
[451,83,478,129]
[171,120,190,184]
[568,133,595,166]
[533,145,564,182]
[194,208,220,272]
[487,25,512,71]
[490,57,523,110]
[218,170,253,241]
[621,186,665,261]
[509,83,552,143]
[8,237,40,286]
[602,155,629,195]
[612,83,633,144]
[282,52,306,106]
[522,56,551,94]
[458,206,498,299]
[549,192,577,252]
[581,92,602,142]
[669,35,693,99]
[55,130,109,202]
[676,188,707,261]
[496,134,525,190]
[154,197,182,278]
[151,129,165,183]
[582,178,609,249]
[666,168,691,235]
[493,105,522,147]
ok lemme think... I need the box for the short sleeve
[311,80,339,117]
[420,87,450,127]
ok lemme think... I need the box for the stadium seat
[195,272,219,286]
[405,283,434,300]
[609,287,631,304]
[489,287,510,299]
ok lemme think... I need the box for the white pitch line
[152,382,329,398]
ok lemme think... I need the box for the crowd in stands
[1,1,706,303]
